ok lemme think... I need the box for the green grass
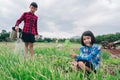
[0,42,120,80]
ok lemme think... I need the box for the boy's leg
[77,61,91,73]
[24,42,29,59]
[29,43,34,60]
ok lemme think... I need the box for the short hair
[81,30,95,46]
[30,2,38,8]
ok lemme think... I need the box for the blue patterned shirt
[75,44,101,71]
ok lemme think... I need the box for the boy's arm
[15,12,25,26]
[35,17,38,35]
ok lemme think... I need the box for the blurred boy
[15,2,39,60]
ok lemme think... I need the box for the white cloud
[0,0,120,38]
[39,31,74,39]
[45,21,59,32]
[39,0,58,8]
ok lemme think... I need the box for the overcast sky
[0,0,120,38]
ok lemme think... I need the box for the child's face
[83,36,91,47]
[29,6,37,13]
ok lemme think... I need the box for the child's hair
[81,30,95,46]
[30,2,38,8]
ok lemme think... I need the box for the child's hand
[35,35,39,40]
[70,53,78,59]
[71,60,78,66]
[15,26,19,32]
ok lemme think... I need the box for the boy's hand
[70,53,78,59]
[35,35,39,40]
[15,26,19,32]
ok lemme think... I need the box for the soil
[102,49,120,58]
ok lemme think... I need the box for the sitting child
[70,30,101,74]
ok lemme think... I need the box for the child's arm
[70,53,78,59]
[35,17,39,40]
[15,12,25,27]
[76,46,101,61]
[78,46,100,61]
[35,17,38,35]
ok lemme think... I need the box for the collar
[28,12,34,15]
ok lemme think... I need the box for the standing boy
[15,2,39,60]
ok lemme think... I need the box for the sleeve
[35,17,38,35]
[15,12,25,26]
[75,56,82,61]
[80,45,101,61]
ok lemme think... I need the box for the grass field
[0,42,120,80]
